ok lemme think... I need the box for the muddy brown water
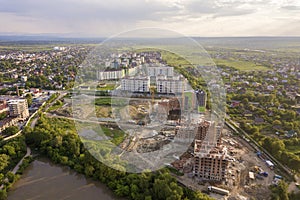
[8,157,123,200]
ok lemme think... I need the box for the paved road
[12,147,31,174]
[3,131,22,141]
[30,118,38,129]
[45,93,67,111]
[0,146,32,190]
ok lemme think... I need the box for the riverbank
[8,157,122,200]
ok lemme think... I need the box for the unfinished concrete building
[192,120,228,182]
[157,98,181,120]
[193,140,229,182]
[195,120,211,141]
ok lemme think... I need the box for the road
[11,147,31,174]
[30,117,38,129]
[46,113,117,126]
[3,108,39,141]
[44,92,67,110]
[3,131,22,141]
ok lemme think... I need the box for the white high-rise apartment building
[148,65,174,77]
[156,75,186,94]
[121,76,150,92]
[8,99,29,120]
[97,70,124,81]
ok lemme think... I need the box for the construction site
[50,89,279,199]
[52,60,281,199]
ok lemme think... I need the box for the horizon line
[1,34,300,40]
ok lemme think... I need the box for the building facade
[195,120,210,141]
[8,99,29,120]
[194,148,228,181]
[195,89,206,111]
[148,66,174,77]
[97,70,124,81]
[156,76,186,94]
[121,76,150,92]
[193,120,228,182]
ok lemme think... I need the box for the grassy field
[0,44,54,51]
[214,58,270,71]
[97,84,116,91]
[75,120,125,146]
[94,97,127,106]
[0,43,98,52]
[137,45,270,71]
[95,106,112,118]
[101,126,126,146]
[47,100,64,112]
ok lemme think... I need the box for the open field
[0,45,54,51]
[0,42,98,51]
[136,45,272,71]
[214,58,270,71]
[97,84,116,91]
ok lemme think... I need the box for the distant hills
[1,35,300,49]
[0,35,105,45]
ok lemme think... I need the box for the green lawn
[101,126,126,145]
[47,100,64,112]
[97,84,116,91]
[214,58,270,71]
[94,98,126,106]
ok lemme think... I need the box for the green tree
[271,181,289,200]
[2,126,19,136]
[0,112,7,120]
[0,154,9,171]
[25,93,33,106]
[272,120,282,126]
[6,171,16,183]
[153,172,183,200]
[3,145,16,157]
[0,189,7,200]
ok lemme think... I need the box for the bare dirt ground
[220,129,274,200]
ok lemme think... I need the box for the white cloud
[0,0,299,36]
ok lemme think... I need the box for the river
[8,157,122,200]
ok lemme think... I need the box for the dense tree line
[0,136,27,200]
[1,126,19,137]
[24,116,213,200]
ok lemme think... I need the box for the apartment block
[121,76,150,92]
[192,119,228,182]
[148,65,174,77]
[195,120,211,141]
[97,70,124,81]
[8,99,29,120]
[156,75,186,94]
[194,140,229,182]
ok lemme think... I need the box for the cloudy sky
[1,0,300,37]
